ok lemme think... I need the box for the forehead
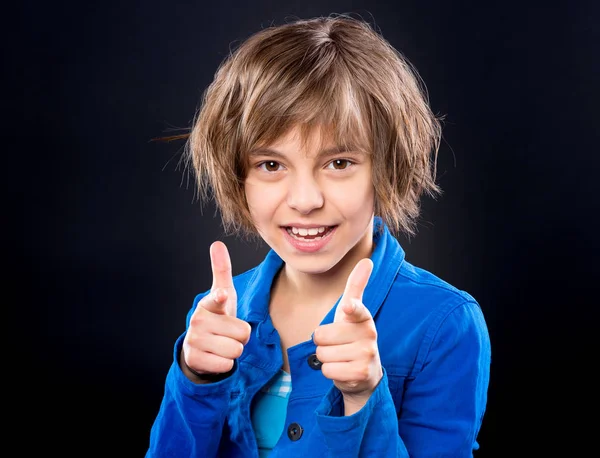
[270,125,334,151]
[251,123,367,157]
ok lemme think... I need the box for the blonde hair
[185,14,442,238]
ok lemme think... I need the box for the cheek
[327,177,375,214]
[243,183,260,215]
[244,182,283,219]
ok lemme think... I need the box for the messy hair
[184,14,442,238]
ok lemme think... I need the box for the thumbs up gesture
[313,258,383,415]
[181,241,251,383]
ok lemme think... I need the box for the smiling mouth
[285,226,336,241]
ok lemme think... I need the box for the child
[147,14,491,457]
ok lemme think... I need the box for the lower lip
[281,226,337,253]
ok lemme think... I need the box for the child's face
[244,124,375,276]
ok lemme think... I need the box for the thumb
[334,258,373,323]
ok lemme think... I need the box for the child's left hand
[313,258,383,416]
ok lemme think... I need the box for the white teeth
[290,226,327,235]
[287,226,331,239]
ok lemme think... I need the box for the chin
[282,252,341,275]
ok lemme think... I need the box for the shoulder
[371,221,480,320]
[386,259,483,327]
[376,259,489,370]
[396,259,477,306]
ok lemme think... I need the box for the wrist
[340,369,384,416]
[179,351,234,384]
[186,362,233,383]
[342,391,371,416]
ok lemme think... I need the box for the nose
[286,173,324,214]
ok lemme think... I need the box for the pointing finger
[314,321,376,346]
[341,258,373,303]
[339,298,373,324]
[207,241,237,317]
[334,258,373,323]
[199,287,230,315]
[210,241,234,291]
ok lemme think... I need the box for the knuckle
[364,325,378,340]
[315,346,325,361]
[185,333,197,348]
[232,341,244,359]
[184,330,199,348]
[233,320,252,344]
[187,332,212,352]
[357,366,370,380]
[362,344,377,359]
[189,311,207,328]
[241,321,252,338]
[218,358,234,374]
[312,327,321,343]
[185,352,203,372]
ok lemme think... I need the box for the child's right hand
[181,241,251,382]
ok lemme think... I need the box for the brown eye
[260,161,281,172]
[328,159,351,170]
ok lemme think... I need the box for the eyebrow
[248,146,363,158]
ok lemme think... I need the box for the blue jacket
[147,219,491,457]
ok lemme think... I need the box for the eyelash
[256,159,355,172]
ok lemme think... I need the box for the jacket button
[287,422,304,441]
[307,353,322,370]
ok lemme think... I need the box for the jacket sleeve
[314,300,491,457]
[146,332,239,458]
[146,292,239,458]
[315,369,410,457]
[398,300,491,456]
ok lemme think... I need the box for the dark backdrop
[10,0,599,456]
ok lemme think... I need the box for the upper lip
[282,223,335,228]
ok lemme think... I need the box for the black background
[10,0,599,456]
